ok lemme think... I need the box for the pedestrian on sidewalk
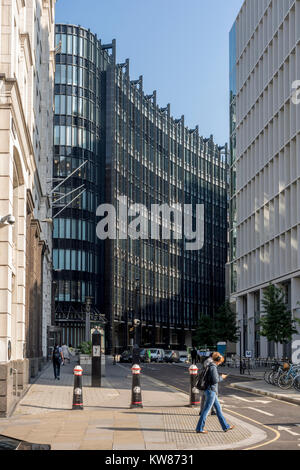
[61,344,71,364]
[191,347,198,365]
[196,352,234,434]
[241,358,247,374]
[199,353,217,416]
[147,349,151,363]
[52,344,64,380]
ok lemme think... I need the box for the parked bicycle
[278,363,300,390]
[293,373,300,392]
[264,361,281,385]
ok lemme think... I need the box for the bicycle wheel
[272,371,282,386]
[264,370,273,384]
[278,372,293,390]
[269,371,276,385]
[263,370,270,383]
[293,375,300,392]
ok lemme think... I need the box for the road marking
[229,395,251,402]
[224,408,280,450]
[247,407,274,416]
[229,394,271,404]
[278,426,300,436]
[227,385,299,407]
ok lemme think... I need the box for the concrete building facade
[230,0,300,359]
[0,0,55,417]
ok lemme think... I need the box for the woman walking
[196,352,234,434]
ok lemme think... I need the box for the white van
[178,351,189,363]
[148,348,165,362]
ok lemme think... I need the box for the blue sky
[55,0,243,145]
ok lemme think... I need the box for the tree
[193,315,216,348]
[260,284,298,358]
[214,301,239,344]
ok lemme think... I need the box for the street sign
[93,346,100,357]
[245,350,252,358]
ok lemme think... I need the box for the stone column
[247,292,255,358]
[259,288,268,358]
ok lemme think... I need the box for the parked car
[148,348,165,362]
[178,351,189,363]
[119,350,132,363]
[164,350,180,363]
[164,351,173,362]
[139,349,146,362]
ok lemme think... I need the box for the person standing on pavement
[196,352,234,434]
[61,344,71,364]
[199,353,217,416]
[191,347,198,365]
[52,344,64,380]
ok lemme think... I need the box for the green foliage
[193,315,217,348]
[260,284,298,357]
[214,301,239,344]
[78,341,92,355]
[193,301,239,348]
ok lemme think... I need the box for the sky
[55,0,244,145]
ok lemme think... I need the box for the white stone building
[0,0,55,416]
[230,0,300,360]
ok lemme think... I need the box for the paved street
[0,356,275,451]
[123,362,300,450]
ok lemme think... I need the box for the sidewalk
[0,357,267,450]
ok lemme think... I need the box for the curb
[230,382,300,406]
[224,373,259,381]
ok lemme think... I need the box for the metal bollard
[72,365,83,410]
[189,365,200,407]
[130,364,143,409]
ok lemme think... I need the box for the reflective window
[53,249,58,269]
[67,35,73,54]
[65,250,71,270]
[73,35,78,55]
[59,249,65,270]
[61,34,67,54]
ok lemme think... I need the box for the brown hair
[212,352,224,363]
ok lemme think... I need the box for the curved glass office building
[53,25,112,345]
[53,24,228,351]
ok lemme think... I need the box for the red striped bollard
[189,365,200,407]
[72,365,83,410]
[130,364,143,409]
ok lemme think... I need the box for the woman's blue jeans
[196,390,230,432]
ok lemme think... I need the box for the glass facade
[105,62,228,352]
[53,24,228,351]
[53,25,110,345]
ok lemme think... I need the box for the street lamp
[134,277,140,346]
[238,319,243,375]
[132,277,140,364]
